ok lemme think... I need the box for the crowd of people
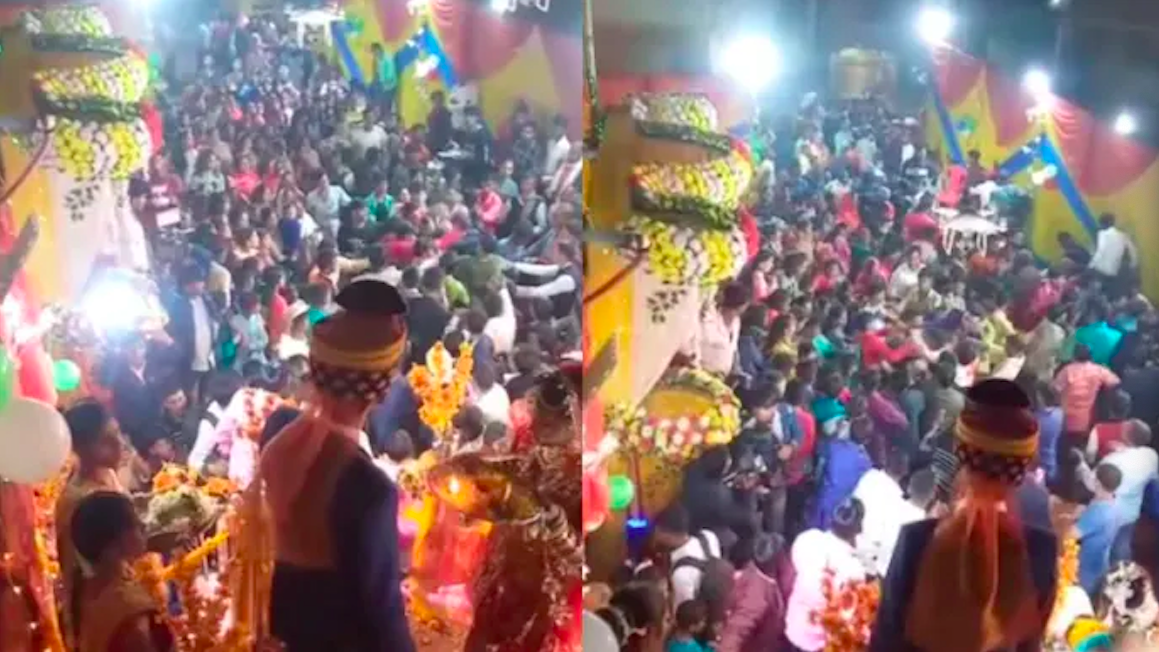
[587,94,1159,652]
[54,12,582,651]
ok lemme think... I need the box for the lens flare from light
[916,6,954,46]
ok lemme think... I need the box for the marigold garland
[408,341,474,438]
[812,569,880,652]
[32,456,75,580]
[1047,536,1079,631]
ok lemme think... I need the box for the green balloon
[0,348,12,412]
[52,359,82,392]
[347,16,365,36]
[608,475,635,511]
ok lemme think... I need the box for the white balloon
[582,610,619,651]
[0,397,70,484]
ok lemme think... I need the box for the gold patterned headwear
[309,279,408,401]
[954,379,1040,485]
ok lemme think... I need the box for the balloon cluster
[0,346,76,485]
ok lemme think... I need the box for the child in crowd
[667,599,711,652]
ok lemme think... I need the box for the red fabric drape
[1051,99,1158,196]
[983,68,1035,148]
[375,0,417,43]
[932,47,985,107]
[429,0,534,81]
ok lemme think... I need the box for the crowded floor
[0,7,584,651]
[582,89,1159,652]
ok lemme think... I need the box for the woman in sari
[55,401,128,649]
[71,492,174,652]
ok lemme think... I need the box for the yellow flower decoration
[623,216,744,288]
[54,121,96,179]
[630,93,719,132]
[26,6,113,37]
[35,54,150,105]
[603,368,741,463]
[408,341,475,438]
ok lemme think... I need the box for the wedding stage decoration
[405,339,582,650]
[401,341,478,648]
[0,4,159,305]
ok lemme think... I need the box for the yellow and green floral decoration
[0,4,155,302]
[584,85,753,576]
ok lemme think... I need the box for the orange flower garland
[1048,537,1079,630]
[813,569,880,652]
[407,341,474,438]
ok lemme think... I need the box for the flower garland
[50,117,150,181]
[408,341,474,438]
[35,54,151,106]
[603,369,740,462]
[812,570,880,652]
[32,456,75,580]
[630,144,754,229]
[628,93,719,132]
[623,215,746,287]
[635,121,734,154]
[1050,536,1079,626]
[22,6,113,37]
[30,33,127,56]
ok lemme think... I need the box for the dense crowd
[587,94,1159,652]
[56,12,582,651]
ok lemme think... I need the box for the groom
[261,279,414,650]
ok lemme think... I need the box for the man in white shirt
[346,115,388,158]
[888,247,925,300]
[482,287,517,358]
[651,504,724,607]
[542,115,571,178]
[546,144,582,201]
[306,171,352,238]
[853,459,932,577]
[510,260,578,301]
[684,283,747,377]
[1099,420,1159,523]
[471,362,510,426]
[1089,212,1138,280]
[785,499,868,651]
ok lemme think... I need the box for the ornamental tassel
[226,476,274,644]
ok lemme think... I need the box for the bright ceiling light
[1023,68,1052,98]
[490,0,511,13]
[916,6,954,46]
[1114,111,1137,136]
[716,35,779,95]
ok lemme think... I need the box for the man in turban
[870,379,1059,652]
[261,278,414,651]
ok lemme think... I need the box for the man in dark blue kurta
[261,279,414,651]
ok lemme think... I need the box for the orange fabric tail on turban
[906,480,1041,652]
[907,379,1044,652]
